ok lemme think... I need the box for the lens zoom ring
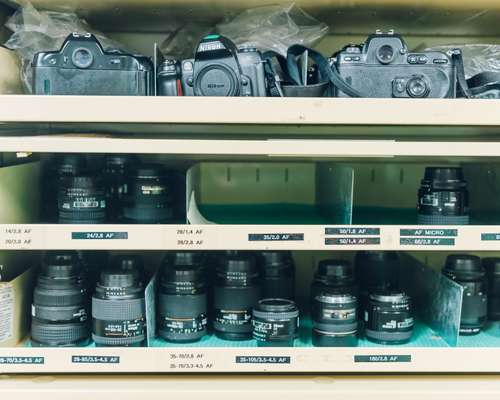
[92,297,145,320]
[417,214,469,225]
[34,288,86,307]
[31,319,90,343]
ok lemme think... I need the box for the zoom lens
[483,258,500,321]
[258,251,295,300]
[31,251,90,347]
[158,252,208,343]
[213,254,262,340]
[123,164,173,224]
[417,167,469,225]
[104,154,138,223]
[92,255,146,347]
[312,292,358,347]
[365,291,414,345]
[442,254,487,335]
[252,298,299,347]
[311,259,357,299]
[58,174,107,224]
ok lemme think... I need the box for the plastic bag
[159,23,213,59]
[217,3,328,56]
[426,44,500,79]
[4,3,125,93]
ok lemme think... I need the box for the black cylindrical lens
[365,291,414,345]
[252,298,299,347]
[213,254,262,340]
[417,167,469,225]
[31,251,90,347]
[483,257,500,321]
[312,292,358,347]
[123,164,173,224]
[58,174,107,224]
[258,251,295,300]
[92,255,146,347]
[443,254,487,335]
[311,259,357,299]
[158,252,208,343]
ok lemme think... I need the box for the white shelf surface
[1,224,500,251]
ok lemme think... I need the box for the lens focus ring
[92,297,145,321]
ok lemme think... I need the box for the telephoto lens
[311,292,358,347]
[92,255,146,347]
[213,254,262,340]
[123,164,173,224]
[252,299,299,347]
[417,167,469,225]
[31,251,90,347]
[311,259,357,300]
[104,154,138,222]
[365,291,414,345]
[483,257,500,321]
[58,173,107,224]
[258,251,295,300]
[158,252,208,343]
[442,254,487,335]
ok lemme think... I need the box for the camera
[157,34,267,97]
[332,30,457,98]
[32,33,153,95]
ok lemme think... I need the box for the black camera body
[157,34,267,97]
[332,31,456,98]
[32,33,153,95]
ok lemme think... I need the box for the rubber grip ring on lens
[31,318,90,345]
[365,328,413,342]
[313,321,358,333]
[34,288,86,307]
[92,297,145,321]
[417,214,469,225]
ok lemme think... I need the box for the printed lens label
[400,229,458,237]
[72,355,120,364]
[325,237,380,245]
[0,356,44,364]
[72,232,129,240]
[248,233,304,241]
[325,228,380,235]
[354,355,411,363]
[236,356,291,364]
[400,238,455,246]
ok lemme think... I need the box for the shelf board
[2,224,500,251]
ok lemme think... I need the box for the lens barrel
[483,257,500,321]
[312,292,358,347]
[443,254,487,335]
[311,259,357,299]
[123,164,173,224]
[417,167,469,225]
[158,252,208,343]
[213,254,262,340]
[92,255,146,347]
[104,154,137,222]
[258,251,295,300]
[31,251,90,347]
[252,298,299,347]
[365,291,414,345]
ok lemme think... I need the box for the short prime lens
[312,292,358,347]
[123,164,173,224]
[92,255,146,347]
[58,174,107,224]
[158,252,208,343]
[252,298,299,347]
[31,251,90,347]
[311,259,357,299]
[258,251,295,300]
[104,154,137,223]
[483,257,500,321]
[365,291,414,345]
[417,167,469,225]
[442,254,487,335]
[213,254,262,340]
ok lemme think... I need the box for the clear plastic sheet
[217,3,329,56]
[4,3,125,93]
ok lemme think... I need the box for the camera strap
[450,49,473,98]
[465,72,500,97]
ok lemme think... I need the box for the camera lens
[312,292,358,347]
[92,255,146,347]
[258,251,295,300]
[417,167,469,225]
[365,291,414,345]
[56,154,87,177]
[311,259,357,299]
[407,76,429,98]
[377,45,395,64]
[72,47,94,69]
[158,252,208,343]
[442,254,487,335]
[213,254,262,340]
[104,154,138,223]
[483,258,500,321]
[58,174,107,224]
[31,251,90,347]
[123,164,173,224]
[252,298,299,347]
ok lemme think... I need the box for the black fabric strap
[466,71,500,97]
